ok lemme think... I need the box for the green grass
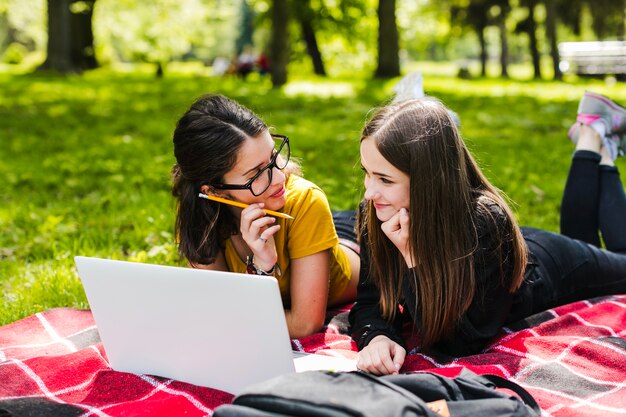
[2,63,626,325]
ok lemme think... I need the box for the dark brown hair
[171,94,298,265]
[360,98,527,350]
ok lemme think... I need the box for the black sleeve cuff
[351,323,406,351]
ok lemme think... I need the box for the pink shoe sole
[576,113,602,125]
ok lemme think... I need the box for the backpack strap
[480,375,541,414]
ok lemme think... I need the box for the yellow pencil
[198,193,294,220]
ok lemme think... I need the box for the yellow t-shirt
[223,175,352,305]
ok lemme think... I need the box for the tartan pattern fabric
[2,295,626,417]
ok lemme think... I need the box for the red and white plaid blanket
[2,295,626,416]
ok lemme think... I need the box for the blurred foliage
[95,0,213,65]
[0,0,46,51]
[1,0,615,78]
[2,41,27,64]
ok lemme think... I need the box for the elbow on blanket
[288,316,325,339]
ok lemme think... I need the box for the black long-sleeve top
[349,201,519,357]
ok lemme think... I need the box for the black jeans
[332,210,358,244]
[561,150,626,253]
[510,151,626,321]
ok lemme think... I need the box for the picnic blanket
[2,295,626,417]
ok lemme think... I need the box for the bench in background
[559,41,626,76]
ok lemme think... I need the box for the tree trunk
[477,25,487,77]
[70,0,98,70]
[544,0,561,80]
[0,12,16,49]
[618,0,626,41]
[39,0,97,73]
[269,0,290,87]
[374,0,400,78]
[300,20,325,76]
[40,0,73,73]
[295,0,326,76]
[497,4,509,78]
[235,0,255,55]
[527,0,541,79]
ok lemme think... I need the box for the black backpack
[213,369,540,417]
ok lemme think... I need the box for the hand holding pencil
[198,193,294,220]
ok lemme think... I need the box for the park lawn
[1,64,625,325]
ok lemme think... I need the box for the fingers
[356,337,405,376]
[391,343,406,371]
[398,208,410,233]
[380,210,402,238]
[240,204,278,240]
[258,224,281,242]
[359,353,396,375]
[239,204,280,269]
[380,208,411,262]
[380,208,409,237]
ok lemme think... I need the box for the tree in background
[375,0,400,78]
[70,0,97,70]
[39,0,97,73]
[8,0,626,83]
[291,0,373,77]
[236,0,255,55]
[617,0,626,40]
[542,0,626,81]
[255,0,372,82]
[516,0,540,79]
[449,0,512,78]
[40,0,71,72]
[451,0,490,77]
[0,10,11,51]
[96,0,210,77]
[492,0,510,78]
[543,0,560,80]
[293,0,326,76]
[0,0,44,65]
[471,3,489,78]
[269,0,289,87]
[588,0,626,40]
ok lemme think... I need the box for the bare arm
[284,250,330,339]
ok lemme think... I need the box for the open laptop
[74,256,357,395]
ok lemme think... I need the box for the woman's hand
[357,335,406,375]
[239,203,281,271]
[380,208,415,268]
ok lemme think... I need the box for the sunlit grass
[2,63,626,325]
[284,80,357,98]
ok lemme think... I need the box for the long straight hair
[360,98,527,350]
[171,94,298,265]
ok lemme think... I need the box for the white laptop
[74,256,356,395]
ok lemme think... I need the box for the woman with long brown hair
[349,94,626,375]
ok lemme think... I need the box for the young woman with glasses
[349,95,626,375]
[171,94,359,338]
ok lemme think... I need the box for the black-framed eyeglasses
[213,134,290,196]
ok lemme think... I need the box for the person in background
[257,52,270,76]
[236,45,255,79]
[349,92,626,375]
